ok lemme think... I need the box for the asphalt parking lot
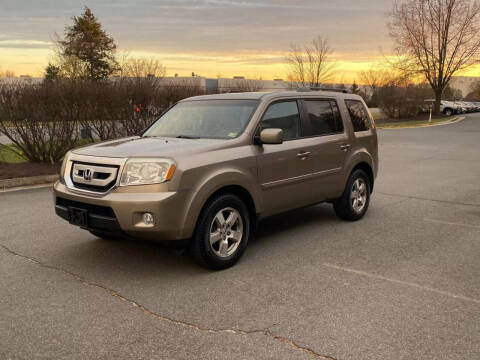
[1,114,479,360]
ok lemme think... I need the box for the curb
[0,174,58,191]
[377,116,465,130]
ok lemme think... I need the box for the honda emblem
[83,169,93,181]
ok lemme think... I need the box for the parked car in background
[460,101,478,113]
[421,100,459,116]
[54,89,378,270]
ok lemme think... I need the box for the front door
[255,100,318,216]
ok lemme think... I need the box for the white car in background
[460,101,477,113]
[422,100,459,116]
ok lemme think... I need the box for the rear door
[298,98,349,199]
[255,100,319,215]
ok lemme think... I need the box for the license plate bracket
[68,207,88,227]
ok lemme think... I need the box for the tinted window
[143,99,259,139]
[260,101,300,140]
[303,100,343,136]
[345,100,370,132]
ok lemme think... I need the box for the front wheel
[333,169,371,221]
[443,108,453,116]
[189,194,250,270]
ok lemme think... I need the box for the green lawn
[0,138,95,164]
[0,145,26,163]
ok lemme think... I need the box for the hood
[72,136,228,158]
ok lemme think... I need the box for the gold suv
[54,89,378,269]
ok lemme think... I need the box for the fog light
[143,212,154,225]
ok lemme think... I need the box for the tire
[443,108,453,116]
[189,193,250,270]
[88,230,117,240]
[333,169,371,221]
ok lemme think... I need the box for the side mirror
[259,128,283,145]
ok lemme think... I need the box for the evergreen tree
[54,7,118,80]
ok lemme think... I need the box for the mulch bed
[0,162,60,180]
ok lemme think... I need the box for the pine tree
[55,7,118,80]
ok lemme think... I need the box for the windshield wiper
[175,135,200,139]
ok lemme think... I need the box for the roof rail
[297,87,350,94]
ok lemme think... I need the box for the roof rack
[297,87,350,94]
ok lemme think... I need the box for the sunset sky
[0,0,479,82]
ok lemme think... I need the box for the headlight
[59,151,71,183]
[120,158,176,186]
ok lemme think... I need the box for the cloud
[0,39,53,49]
[0,0,395,78]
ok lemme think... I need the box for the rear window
[302,100,343,136]
[344,100,370,132]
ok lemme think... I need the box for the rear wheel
[333,169,371,221]
[190,194,250,270]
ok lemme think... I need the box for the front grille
[70,161,119,193]
[56,197,116,218]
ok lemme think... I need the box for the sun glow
[1,47,478,83]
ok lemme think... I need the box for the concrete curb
[377,116,465,130]
[0,174,58,191]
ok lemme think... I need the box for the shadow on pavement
[54,202,338,276]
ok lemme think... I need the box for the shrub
[0,78,205,163]
[0,82,80,163]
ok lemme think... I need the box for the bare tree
[389,0,480,114]
[119,57,166,78]
[0,67,16,78]
[466,80,480,99]
[286,36,336,87]
[221,79,264,93]
[359,68,391,93]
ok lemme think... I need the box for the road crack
[0,243,337,360]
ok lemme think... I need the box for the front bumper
[53,181,194,241]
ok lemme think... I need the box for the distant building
[450,76,480,98]
[0,75,357,94]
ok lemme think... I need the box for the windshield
[143,99,259,139]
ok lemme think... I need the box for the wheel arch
[351,162,374,193]
[179,171,261,239]
[343,149,376,194]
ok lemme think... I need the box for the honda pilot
[54,90,379,269]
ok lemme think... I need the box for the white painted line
[323,263,480,304]
[0,183,53,193]
[424,218,480,229]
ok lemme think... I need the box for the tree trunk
[434,88,443,116]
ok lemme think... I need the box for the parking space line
[423,218,480,229]
[0,184,53,193]
[376,192,480,208]
[323,263,480,304]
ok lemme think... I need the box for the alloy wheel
[351,178,368,213]
[209,207,243,258]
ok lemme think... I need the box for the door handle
[296,151,311,159]
[340,143,351,151]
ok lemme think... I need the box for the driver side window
[259,101,300,141]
